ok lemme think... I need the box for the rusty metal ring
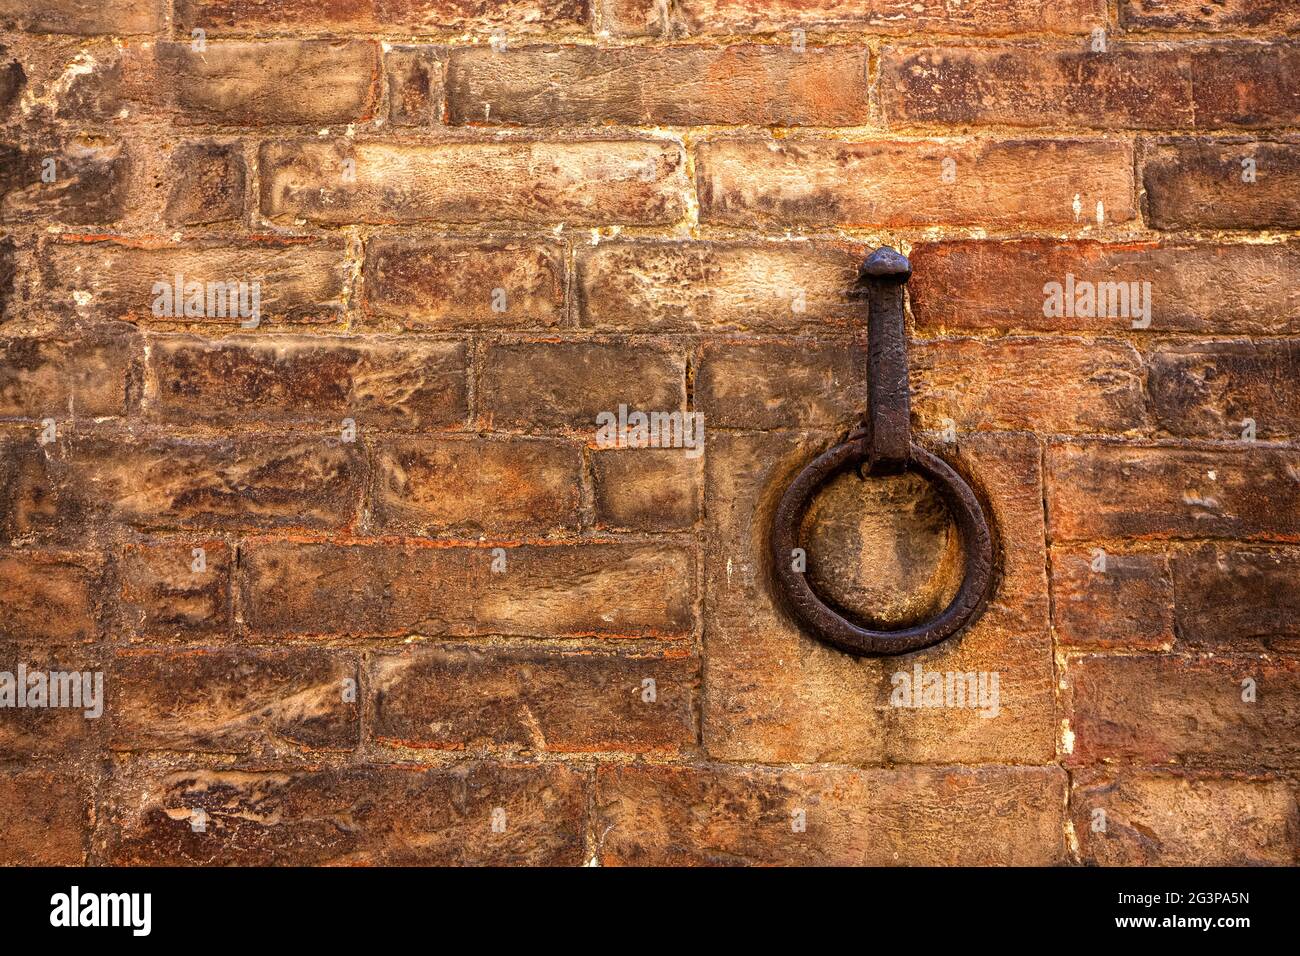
[770,439,995,657]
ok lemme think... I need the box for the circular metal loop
[770,440,996,657]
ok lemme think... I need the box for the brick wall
[1,0,1298,866]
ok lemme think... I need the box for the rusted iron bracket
[769,247,996,656]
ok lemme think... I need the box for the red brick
[1046,443,1300,542]
[370,645,697,753]
[1148,341,1300,440]
[596,764,1067,865]
[1050,546,1174,649]
[909,240,1300,335]
[591,448,702,531]
[147,335,467,430]
[695,339,861,430]
[697,136,1134,228]
[0,769,89,865]
[241,540,694,639]
[109,760,588,865]
[364,238,565,330]
[177,0,589,35]
[1066,654,1300,768]
[119,540,231,640]
[1072,769,1297,865]
[447,45,870,126]
[0,550,103,643]
[1123,0,1300,33]
[0,331,136,419]
[371,437,582,534]
[1143,138,1300,230]
[0,0,164,35]
[1171,545,1300,651]
[1191,45,1300,128]
[260,139,687,226]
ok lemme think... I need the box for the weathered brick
[1144,139,1300,230]
[0,0,164,35]
[386,46,444,126]
[177,0,589,34]
[370,645,697,753]
[1066,654,1300,768]
[0,769,89,865]
[577,240,861,333]
[42,241,347,326]
[592,448,702,531]
[109,760,587,865]
[448,45,870,126]
[603,0,1105,37]
[882,44,1193,129]
[0,51,23,116]
[909,240,1300,335]
[1172,545,1300,651]
[0,140,129,225]
[261,139,687,226]
[371,437,582,534]
[0,550,103,643]
[1148,341,1300,440]
[0,239,14,323]
[1073,769,1297,865]
[0,331,136,419]
[597,764,1067,865]
[695,339,861,430]
[912,337,1145,434]
[697,136,1134,228]
[147,335,467,430]
[480,342,686,432]
[364,238,564,330]
[110,649,359,753]
[1123,0,1300,33]
[0,643,103,756]
[1191,45,1300,128]
[50,46,121,121]
[1046,443,1300,542]
[0,438,363,537]
[164,142,246,226]
[119,540,231,640]
[242,540,694,639]
[1050,546,1173,649]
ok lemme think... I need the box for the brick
[909,240,1300,335]
[370,645,697,753]
[1191,45,1300,128]
[592,448,702,531]
[0,331,136,419]
[0,643,103,756]
[109,760,587,865]
[0,550,103,643]
[697,136,1134,228]
[0,239,13,322]
[1172,546,1300,651]
[1148,341,1300,440]
[1144,139,1300,230]
[241,540,694,639]
[912,337,1145,435]
[42,241,346,326]
[1067,655,1300,769]
[0,52,23,116]
[147,335,467,430]
[577,240,861,333]
[695,339,861,430]
[163,142,246,226]
[1073,769,1297,865]
[371,437,582,534]
[150,40,378,126]
[51,47,122,121]
[119,540,231,640]
[0,769,89,865]
[261,139,687,226]
[596,764,1066,865]
[0,140,129,225]
[1046,443,1300,542]
[0,438,363,537]
[177,0,589,35]
[882,44,1193,129]
[480,342,685,432]
[386,46,444,126]
[0,0,164,35]
[364,238,564,330]
[1123,0,1300,33]
[603,0,1105,37]
[703,431,1055,764]
[1050,546,1173,649]
[110,649,359,753]
[447,45,870,127]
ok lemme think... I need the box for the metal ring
[770,439,996,657]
